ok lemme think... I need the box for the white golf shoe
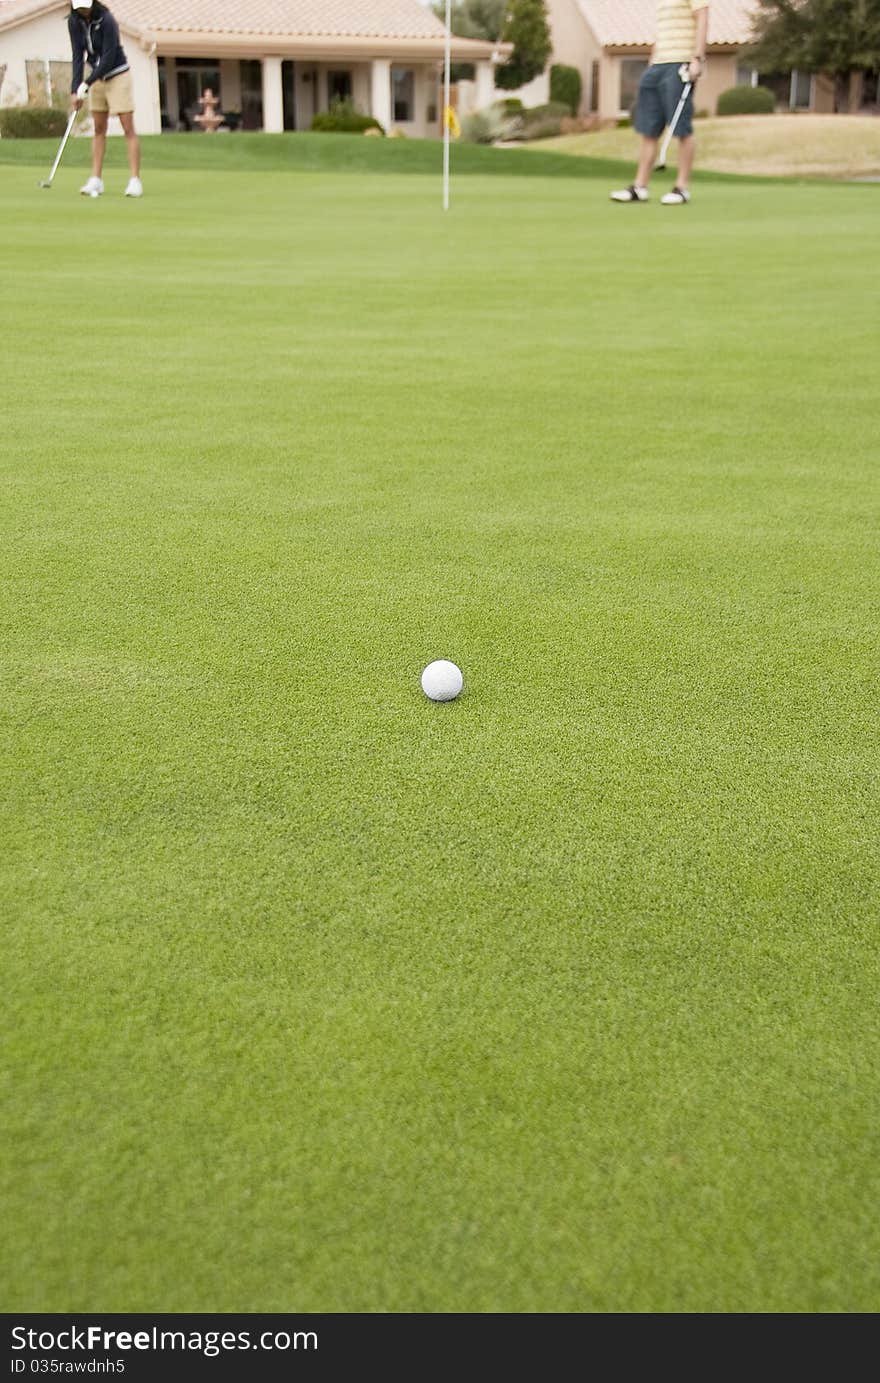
[610,184,649,203]
[661,187,691,205]
[124,176,143,197]
[80,175,103,196]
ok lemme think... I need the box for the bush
[717,84,776,116]
[460,105,521,144]
[518,99,570,141]
[518,115,563,140]
[311,99,383,134]
[523,101,570,122]
[550,64,582,115]
[497,97,525,115]
[0,105,68,139]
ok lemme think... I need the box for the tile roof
[0,0,449,39]
[579,1,757,48]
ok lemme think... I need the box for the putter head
[38,179,53,188]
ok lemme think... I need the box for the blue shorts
[634,63,694,138]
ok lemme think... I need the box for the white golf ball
[89,189,99,198]
[421,659,463,702]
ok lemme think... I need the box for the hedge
[717,84,776,116]
[0,105,68,139]
[311,100,383,134]
[518,100,571,141]
[550,65,582,116]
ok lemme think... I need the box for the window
[327,70,352,105]
[619,59,648,114]
[26,59,72,105]
[589,60,599,112]
[391,67,414,122]
[736,66,758,88]
[50,61,72,102]
[25,59,50,104]
[791,69,811,109]
[282,60,297,130]
[239,59,263,130]
[176,58,221,130]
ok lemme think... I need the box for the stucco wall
[0,9,160,134]
[696,56,739,115]
[0,9,75,107]
[545,0,600,113]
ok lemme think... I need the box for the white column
[146,51,162,135]
[475,60,495,110]
[371,58,391,131]
[262,55,283,132]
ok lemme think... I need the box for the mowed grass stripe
[1,166,879,1312]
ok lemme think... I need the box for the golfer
[611,0,708,205]
[69,0,142,197]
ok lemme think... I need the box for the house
[544,0,847,118]
[0,0,505,136]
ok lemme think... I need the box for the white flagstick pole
[443,0,451,210]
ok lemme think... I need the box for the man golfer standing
[69,0,142,197]
[611,1,708,205]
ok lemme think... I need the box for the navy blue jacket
[68,3,128,91]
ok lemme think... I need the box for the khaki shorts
[89,70,134,116]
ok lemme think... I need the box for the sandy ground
[534,114,880,179]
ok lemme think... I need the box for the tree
[432,1,508,80]
[496,0,553,90]
[432,1,507,43]
[748,0,880,108]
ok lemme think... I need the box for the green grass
[1,147,879,1314]
[0,127,635,179]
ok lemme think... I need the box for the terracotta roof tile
[1,0,449,39]
[579,0,757,48]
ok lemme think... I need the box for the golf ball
[421,659,463,702]
[89,189,99,198]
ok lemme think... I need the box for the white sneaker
[80,175,103,196]
[610,183,649,203]
[124,176,143,198]
[661,187,691,205]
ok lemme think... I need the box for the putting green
[1,140,878,1313]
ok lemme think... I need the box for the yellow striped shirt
[654,0,707,65]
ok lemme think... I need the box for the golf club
[656,64,693,172]
[38,107,78,188]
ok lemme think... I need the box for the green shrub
[518,100,570,141]
[717,84,776,116]
[522,101,570,123]
[497,97,525,115]
[460,105,521,144]
[0,105,68,139]
[550,64,582,115]
[519,116,563,140]
[311,99,383,134]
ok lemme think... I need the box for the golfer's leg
[676,133,696,190]
[636,137,660,187]
[119,111,140,177]
[92,111,108,178]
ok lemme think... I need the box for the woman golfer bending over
[610,0,708,205]
[69,0,142,197]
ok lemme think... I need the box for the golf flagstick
[442,0,451,210]
[39,107,78,188]
[656,66,693,172]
